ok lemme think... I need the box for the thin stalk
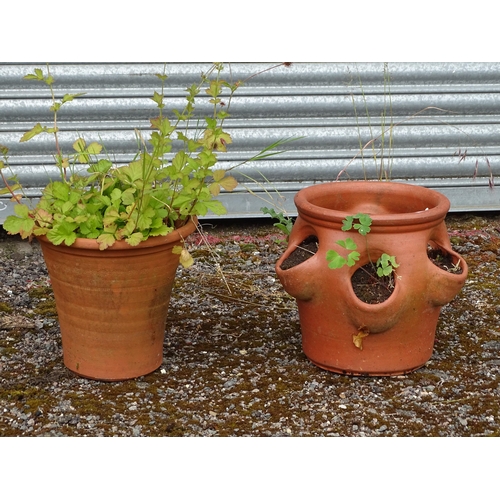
[45,64,67,179]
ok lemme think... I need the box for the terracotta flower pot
[275,181,468,376]
[37,218,197,381]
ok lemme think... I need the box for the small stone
[223,378,238,389]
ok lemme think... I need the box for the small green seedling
[326,213,399,277]
[326,238,360,269]
[376,253,399,276]
[341,213,372,235]
[261,207,293,237]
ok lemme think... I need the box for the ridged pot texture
[37,218,197,381]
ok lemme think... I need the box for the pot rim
[294,181,450,227]
[36,216,198,251]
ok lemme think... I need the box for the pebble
[0,217,499,437]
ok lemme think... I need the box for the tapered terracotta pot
[37,218,197,381]
[276,181,468,376]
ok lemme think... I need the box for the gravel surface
[1,213,500,437]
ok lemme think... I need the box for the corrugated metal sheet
[1,62,499,223]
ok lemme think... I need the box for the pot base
[65,362,162,382]
[307,358,427,377]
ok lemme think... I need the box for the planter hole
[427,244,463,274]
[351,263,396,304]
[280,235,318,270]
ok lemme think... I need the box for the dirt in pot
[427,245,464,274]
[280,237,463,305]
[351,264,395,304]
[349,246,464,305]
[280,236,319,270]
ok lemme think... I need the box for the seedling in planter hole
[325,213,400,278]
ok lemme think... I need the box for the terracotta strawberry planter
[275,181,468,376]
[37,218,197,381]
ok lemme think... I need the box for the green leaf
[19,123,45,142]
[110,188,122,203]
[0,184,18,195]
[218,174,238,192]
[61,92,86,104]
[341,217,354,232]
[346,251,360,267]
[199,129,232,152]
[121,188,136,206]
[50,102,62,113]
[73,138,86,152]
[61,200,75,214]
[46,221,78,246]
[51,181,70,201]
[326,250,347,269]
[88,159,112,174]
[96,233,116,250]
[336,237,357,250]
[103,208,120,226]
[23,68,45,81]
[151,91,164,108]
[125,232,144,246]
[171,151,188,173]
[3,204,35,239]
[199,200,227,216]
[13,203,30,218]
[356,213,373,227]
[86,142,103,155]
[197,150,217,167]
[376,253,399,276]
[136,207,155,230]
[343,213,372,235]
[149,225,171,237]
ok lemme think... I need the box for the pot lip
[36,216,198,251]
[294,181,450,226]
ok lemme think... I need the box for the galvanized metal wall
[1,62,499,223]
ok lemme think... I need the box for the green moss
[1,346,18,355]
[1,214,498,437]
[33,300,58,317]
[28,285,54,299]
[0,302,13,313]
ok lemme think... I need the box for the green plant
[325,213,400,277]
[260,207,294,237]
[0,63,291,253]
